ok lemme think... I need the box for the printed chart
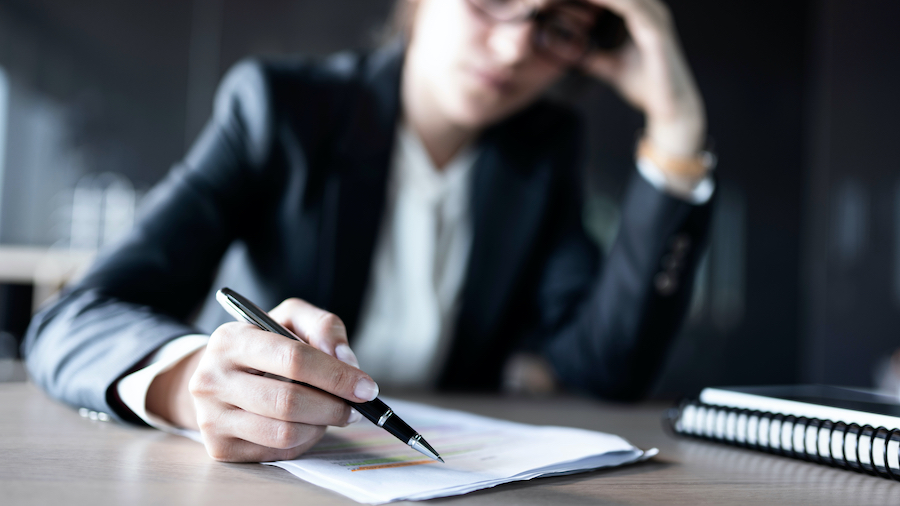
[266,398,653,504]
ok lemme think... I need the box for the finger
[267,299,311,343]
[581,49,625,79]
[587,0,674,45]
[588,0,668,24]
[268,299,357,366]
[218,372,355,426]
[205,437,309,463]
[213,323,379,402]
[202,406,327,452]
[202,428,326,463]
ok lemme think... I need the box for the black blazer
[23,42,712,423]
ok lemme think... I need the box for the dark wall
[802,0,900,387]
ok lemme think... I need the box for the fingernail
[347,408,362,425]
[354,378,379,401]
[335,344,360,368]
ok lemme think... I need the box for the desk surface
[3,379,900,506]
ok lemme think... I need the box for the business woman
[24,0,713,462]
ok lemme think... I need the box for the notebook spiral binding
[663,399,900,481]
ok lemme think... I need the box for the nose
[486,21,534,65]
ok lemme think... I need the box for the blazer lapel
[445,118,555,380]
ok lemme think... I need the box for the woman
[24,0,713,462]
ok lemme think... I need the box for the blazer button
[671,234,691,256]
[655,272,678,296]
[662,254,681,272]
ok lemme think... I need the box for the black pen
[216,287,444,463]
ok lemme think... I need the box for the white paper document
[265,398,657,504]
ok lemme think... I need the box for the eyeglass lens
[467,0,608,64]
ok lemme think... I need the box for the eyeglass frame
[463,0,627,65]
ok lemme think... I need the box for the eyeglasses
[465,0,626,65]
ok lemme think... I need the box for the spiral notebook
[665,385,900,481]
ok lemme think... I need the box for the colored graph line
[350,459,436,472]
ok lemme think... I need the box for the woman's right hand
[145,298,378,462]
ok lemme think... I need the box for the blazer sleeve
[22,60,276,421]
[540,165,713,401]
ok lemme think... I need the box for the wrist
[636,134,715,183]
[645,114,706,158]
[146,347,204,430]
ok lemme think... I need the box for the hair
[377,0,416,45]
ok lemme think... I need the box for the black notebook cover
[666,385,900,481]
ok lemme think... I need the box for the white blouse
[351,124,478,387]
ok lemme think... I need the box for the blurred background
[0,0,897,397]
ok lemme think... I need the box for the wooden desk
[2,376,900,505]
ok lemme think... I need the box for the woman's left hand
[580,0,706,157]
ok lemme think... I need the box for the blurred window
[0,66,8,229]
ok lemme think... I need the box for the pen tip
[438,456,445,463]
[409,435,443,463]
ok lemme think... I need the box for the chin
[448,108,503,130]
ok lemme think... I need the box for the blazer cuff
[117,334,208,442]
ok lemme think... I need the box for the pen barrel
[350,398,416,443]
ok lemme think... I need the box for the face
[404,0,584,130]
